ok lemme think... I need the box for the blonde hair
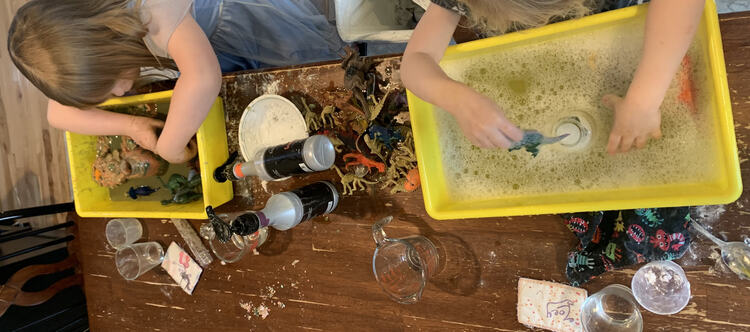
[7,0,175,108]
[460,0,592,35]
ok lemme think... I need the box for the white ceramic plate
[238,94,308,161]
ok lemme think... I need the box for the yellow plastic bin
[407,1,741,219]
[66,90,233,219]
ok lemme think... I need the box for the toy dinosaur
[384,168,421,194]
[127,186,159,199]
[334,165,376,195]
[508,130,568,157]
[362,134,387,161]
[341,47,374,94]
[368,124,404,150]
[160,171,202,205]
[393,111,411,125]
[299,97,322,131]
[316,129,346,153]
[343,152,385,174]
[367,89,391,122]
[320,105,336,127]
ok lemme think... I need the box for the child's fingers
[468,135,489,149]
[497,120,523,142]
[607,133,621,154]
[488,130,512,149]
[635,136,648,149]
[619,136,636,153]
[147,118,165,128]
[651,129,663,139]
[601,94,622,110]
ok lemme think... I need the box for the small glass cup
[581,284,643,332]
[106,218,142,249]
[631,260,691,315]
[115,242,164,280]
[199,220,268,264]
[372,216,440,304]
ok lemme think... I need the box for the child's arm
[401,4,523,148]
[156,15,222,163]
[604,0,704,154]
[47,100,165,151]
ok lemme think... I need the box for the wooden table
[77,12,750,331]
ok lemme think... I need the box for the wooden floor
[0,0,70,226]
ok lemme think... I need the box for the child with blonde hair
[401,0,705,154]
[8,0,345,163]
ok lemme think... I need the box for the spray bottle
[207,181,339,242]
[214,135,335,182]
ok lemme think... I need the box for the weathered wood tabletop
[77,12,750,331]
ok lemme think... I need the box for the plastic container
[105,218,142,249]
[631,260,691,315]
[333,0,416,43]
[406,0,741,219]
[66,90,234,219]
[115,242,165,280]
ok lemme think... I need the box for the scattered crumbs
[277,302,285,309]
[257,304,270,319]
[253,249,260,256]
[385,202,393,207]
[239,301,253,321]
[291,259,300,267]
[228,275,232,281]
[161,219,168,224]
[262,286,277,299]
[291,282,298,289]
[220,261,227,266]
[240,301,271,320]
[692,205,726,226]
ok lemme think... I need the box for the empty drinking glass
[106,218,142,249]
[372,216,440,304]
[115,242,164,280]
[631,260,691,315]
[580,284,643,332]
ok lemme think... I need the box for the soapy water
[435,17,720,200]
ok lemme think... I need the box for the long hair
[460,0,593,35]
[7,0,176,108]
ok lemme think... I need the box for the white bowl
[238,94,308,162]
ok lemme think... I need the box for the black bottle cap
[231,213,261,236]
[213,151,239,183]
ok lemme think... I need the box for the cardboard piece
[161,242,203,295]
[517,278,587,332]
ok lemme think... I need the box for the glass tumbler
[372,216,440,304]
[580,284,643,332]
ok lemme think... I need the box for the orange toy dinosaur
[343,152,385,174]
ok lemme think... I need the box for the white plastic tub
[334,0,421,43]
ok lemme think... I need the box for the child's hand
[167,139,199,164]
[454,90,524,149]
[603,94,662,154]
[128,117,165,152]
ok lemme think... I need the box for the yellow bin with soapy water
[407,1,741,219]
[66,90,233,219]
